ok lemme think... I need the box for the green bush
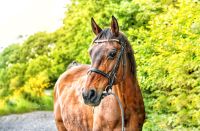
[133,1,200,129]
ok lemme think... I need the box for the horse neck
[112,57,137,108]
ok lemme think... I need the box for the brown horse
[54,16,145,131]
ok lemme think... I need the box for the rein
[103,92,125,131]
[88,38,126,131]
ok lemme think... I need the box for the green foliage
[0,71,52,116]
[21,72,49,99]
[132,1,200,129]
[0,0,199,130]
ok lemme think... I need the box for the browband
[93,39,119,43]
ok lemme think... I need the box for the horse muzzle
[82,88,102,106]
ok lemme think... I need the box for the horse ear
[110,16,119,36]
[91,18,102,35]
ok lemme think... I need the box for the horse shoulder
[54,65,89,95]
[54,65,93,130]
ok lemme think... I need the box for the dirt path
[0,111,57,131]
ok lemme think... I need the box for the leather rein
[88,38,126,131]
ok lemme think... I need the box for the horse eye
[108,51,117,60]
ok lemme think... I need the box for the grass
[0,91,53,116]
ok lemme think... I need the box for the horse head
[82,16,135,106]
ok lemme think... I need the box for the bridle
[88,38,126,94]
[87,38,126,131]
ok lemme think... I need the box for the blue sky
[0,0,69,51]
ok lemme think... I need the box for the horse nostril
[82,91,87,100]
[88,88,97,101]
[82,88,97,102]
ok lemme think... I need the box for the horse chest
[60,88,93,130]
[92,96,122,130]
[61,90,122,130]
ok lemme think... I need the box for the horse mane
[67,61,81,70]
[93,28,137,77]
